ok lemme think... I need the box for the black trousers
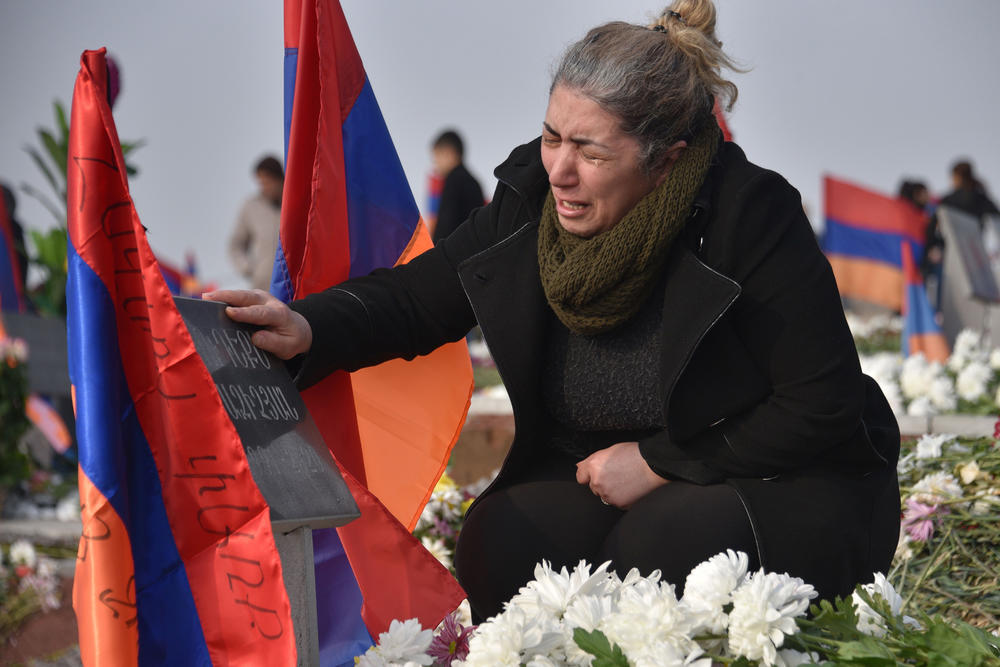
[454,449,759,620]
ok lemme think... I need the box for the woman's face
[541,85,682,238]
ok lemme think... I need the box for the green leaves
[573,628,629,667]
[27,228,68,317]
[18,97,144,316]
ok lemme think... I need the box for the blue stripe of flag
[67,244,212,665]
[824,217,924,267]
[342,77,420,279]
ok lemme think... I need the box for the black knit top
[541,283,667,459]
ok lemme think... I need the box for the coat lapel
[657,244,742,435]
[458,222,548,429]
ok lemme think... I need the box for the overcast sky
[2,1,999,289]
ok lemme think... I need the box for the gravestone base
[274,526,319,667]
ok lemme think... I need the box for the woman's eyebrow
[542,122,610,150]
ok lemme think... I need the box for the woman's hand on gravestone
[203,289,313,360]
[575,441,669,509]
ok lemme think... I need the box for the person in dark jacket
[208,0,900,621]
[940,159,1000,226]
[430,129,484,244]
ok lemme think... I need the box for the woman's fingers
[202,288,269,307]
[250,329,298,360]
[225,302,284,327]
[201,288,313,359]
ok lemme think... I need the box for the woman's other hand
[202,289,313,360]
[575,441,669,508]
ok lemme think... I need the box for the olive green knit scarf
[537,122,721,335]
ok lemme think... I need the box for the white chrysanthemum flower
[508,560,615,620]
[899,353,935,399]
[681,549,749,635]
[928,375,957,412]
[464,471,498,499]
[845,312,866,339]
[415,507,435,532]
[36,558,57,579]
[727,571,816,666]
[416,485,466,531]
[371,618,433,666]
[853,573,903,638]
[628,642,712,667]
[956,361,992,401]
[464,606,565,667]
[906,395,935,417]
[971,497,999,516]
[882,383,904,415]
[958,461,982,485]
[911,471,963,504]
[9,539,37,569]
[848,314,902,340]
[562,595,615,666]
[897,451,916,476]
[950,329,985,372]
[859,353,902,406]
[563,594,613,633]
[914,433,955,459]
[55,492,80,522]
[602,575,698,662]
[990,348,1000,370]
[420,536,452,571]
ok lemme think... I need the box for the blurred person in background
[898,179,942,307]
[940,159,998,229]
[430,129,484,245]
[229,155,283,290]
[1,183,29,290]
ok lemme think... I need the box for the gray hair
[551,0,740,174]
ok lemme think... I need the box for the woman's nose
[547,149,578,188]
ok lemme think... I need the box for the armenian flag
[158,251,213,298]
[823,175,927,311]
[900,241,949,362]
[67,48,295,665]
[277,0,471,663]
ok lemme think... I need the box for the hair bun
[655,0,723,47]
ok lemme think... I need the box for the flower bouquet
[892,432,1000,630]
[860,328,1000,417]
[0,540,61,646]
[358,549,999,666]
[414,473,494,574]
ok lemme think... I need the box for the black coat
[292,139,901,600]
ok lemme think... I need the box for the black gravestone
[174,297,359,531]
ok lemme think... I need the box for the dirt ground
[448,414,514,485]
[1,577,79,666]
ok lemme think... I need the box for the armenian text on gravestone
[174,297,359,531]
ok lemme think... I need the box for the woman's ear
[655,140,689,186]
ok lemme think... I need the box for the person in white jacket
[229,156,283,290]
